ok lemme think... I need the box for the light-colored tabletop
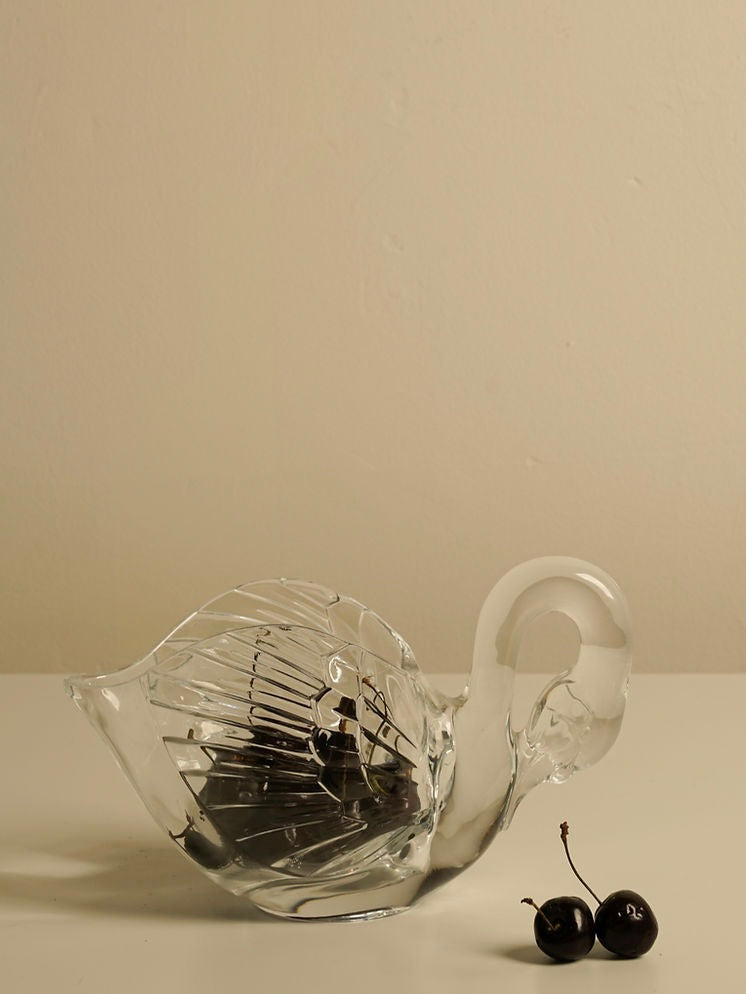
[1,673,743,994]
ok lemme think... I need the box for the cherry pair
[522,821,658,962]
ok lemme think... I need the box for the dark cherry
[594,889,658,958]
[169,814,231,870]
[521,896,595,962]
[559,821,659,958]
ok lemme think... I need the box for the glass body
[66,558,632,920]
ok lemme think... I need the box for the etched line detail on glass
[151,623,436,884]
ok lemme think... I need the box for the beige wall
[3,2,745,676]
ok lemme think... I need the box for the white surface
[1,673,743,993]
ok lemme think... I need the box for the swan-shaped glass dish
[66,557,631,920]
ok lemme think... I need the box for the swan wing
[144,582,435,877]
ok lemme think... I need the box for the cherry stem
[521,897,558,931]
[559,821,602,906]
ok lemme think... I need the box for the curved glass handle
[486,558,632,822]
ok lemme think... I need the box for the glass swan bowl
[65,557,632,921]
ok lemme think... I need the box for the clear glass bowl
[66,558,632,920]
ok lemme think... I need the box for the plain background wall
[3,2,745,676]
